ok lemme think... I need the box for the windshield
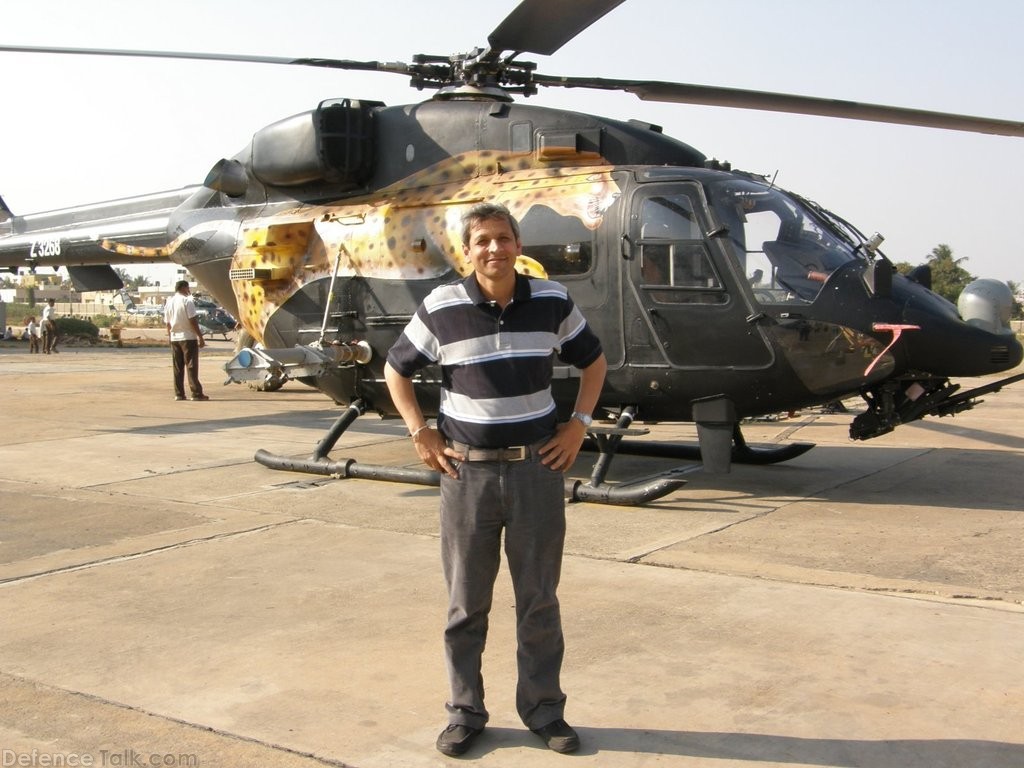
[707,178,862,303]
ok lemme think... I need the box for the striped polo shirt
[387,272,603,448]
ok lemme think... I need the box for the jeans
[439,449,567,730]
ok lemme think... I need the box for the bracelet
[411,424,430,439]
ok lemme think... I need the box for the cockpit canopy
[708,178,862,303]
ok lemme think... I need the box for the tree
[1008,280,1023,321]
[926,244,975,304]
[114,269,153,291]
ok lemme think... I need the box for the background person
[163,280,209,401]
[26,316,40,353]
[41,298,58,353]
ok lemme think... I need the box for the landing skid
[253,401,689,506]
[583,423,815,466]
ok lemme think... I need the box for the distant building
[4,286,81,304]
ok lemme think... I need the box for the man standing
[385,203,607,757]
[164,280,209,401]
[41,298,59,354]
[27,316,40,353]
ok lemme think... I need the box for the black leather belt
[449,441,538,462]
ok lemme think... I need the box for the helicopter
[1,0,1023,505]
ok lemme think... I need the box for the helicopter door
[627,186,773,369]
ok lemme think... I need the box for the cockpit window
[707,179,859,303]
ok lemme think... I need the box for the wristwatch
[570,411,593,428]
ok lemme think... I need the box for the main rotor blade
[0,44,413,76]
[487,0,626,56]
[534,74,1024,138]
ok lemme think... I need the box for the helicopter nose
[951,279,1024,374]
[903,322,1022,377]
[901,279,1024,377]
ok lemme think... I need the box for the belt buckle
[505,446,528,462]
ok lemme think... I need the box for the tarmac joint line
[0,672,359,768]
[0,519,309,587]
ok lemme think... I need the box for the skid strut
[254,400,688,506]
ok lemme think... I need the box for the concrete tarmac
[1,342,1022,768]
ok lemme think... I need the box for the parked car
[125,305,164,318]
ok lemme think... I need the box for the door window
[638,194,724,304]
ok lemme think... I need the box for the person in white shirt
[41,299,59,354]
[163,280,209,401]
[26,317,40,353]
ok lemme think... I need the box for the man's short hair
[175,280,190,292]
[460,202,521,246]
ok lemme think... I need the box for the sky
[2,0,1022,287]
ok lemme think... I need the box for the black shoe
[436,724,482,757]
[190,394,210,401]
[531,719,580,753]
[174,395,185,401]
